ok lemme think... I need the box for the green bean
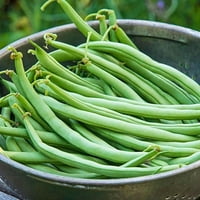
[6,136,21,151]
[20,101,145,163]
[121,65,179,105]
[3,139,106,167]
[37,79,145,125]
[45,35,180,103]
[0,115,16,128]
[0,150,100,178]
[38,70,143,106]
[155,73,198,104]
[97,9,138,48]
[83,41,200,100]
[4,138,102,179]
[97,14,108,37]
[37,70,116,99]
[26,65,38,83]
[11,49,147,163]
[49,49,78,62]
[152,124,200,136]
[0,94,10,108]
[1,107,12,127]
[50,78,200,110]
[42,95,197,142]
[149,159,169,167]
[3,1,200,178]
[7,70,26,96]
[98,9,118,42]
[106,141,134,152]
[0,78,17,93]
[0,126,73,148]
[69,119,115,149]
[0,136,6,150]
[54,92,200,135]
[56,164,94,174]
[36,59,184,109]
[80,43,194,104]
[113,24,138,49]
[85,13,108,37]
[1,150,58,164]
[120,148,160,167]
[90,127,199,157]
[2,128,101,178]
[14,137,35,152]
[66,93,200,120]
[27,164,102,179]
[41,0,102,41]
[117,63,182,105]
[153,140,200,150]
[8,95,46,131]
[169,152,200,165]
[0,107,13,150]
[117,55,195,104]
[99,80,117,96]
[29,40,103,93]
[14,93,51,131]
[21,110,181,178]
[0,127,72,148]
[83,61,144,100]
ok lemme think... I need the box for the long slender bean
[66,93,200,120]
[29,40,103,93]
[36,87,200,135]
[36,79,144,125]
[90,127,199,157]
[82,41,200,100]
[14,93,51,131]
[83,61,143,100]
[0,126,74,148]
[11,48,147,163]
[98,9,118,42]
[6,136,21,151]
[69,119,115,149]
[169,152,200,165]
[2,0,200,179]
[29,163,102,178]
[42,95,196,142]
[85,13,108,38]
[21,110,181,178]
[120,148,160,167]
[117,59,192,104]
[1,150,58,164]
[44,36,176,103]
[8,95,46,131]
[114,24,138,49]
[0,78,17,93]
[41,0,102,41]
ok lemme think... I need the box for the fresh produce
[1,0,200,178]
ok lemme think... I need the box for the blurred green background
[1,0,200,49]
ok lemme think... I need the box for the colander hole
[173,194,178,198]
[181,195,187,199]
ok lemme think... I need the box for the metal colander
[1,20,200,200]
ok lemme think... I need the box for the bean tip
[0,148,8,158]
[41,0,57,11]
[8,47,23,60]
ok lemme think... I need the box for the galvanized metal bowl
[1,20,200,200]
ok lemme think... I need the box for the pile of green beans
[1,0,200,179]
